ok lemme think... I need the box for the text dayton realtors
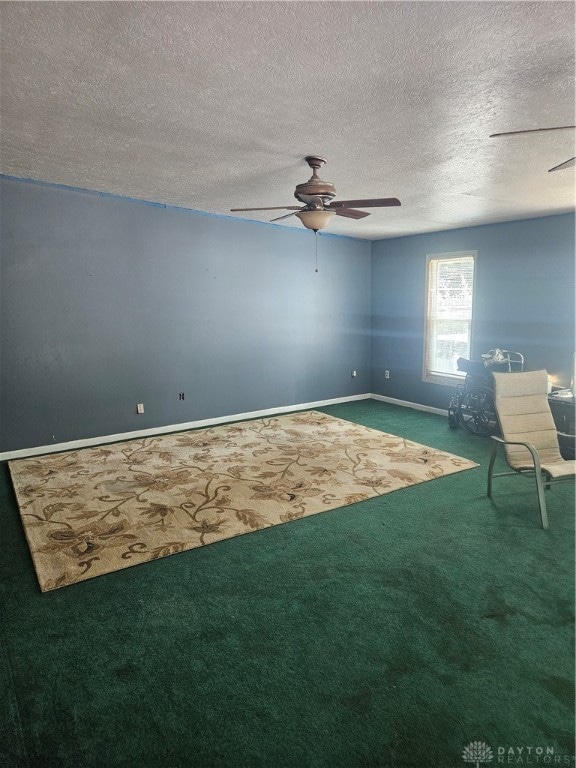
[496,745,573,764]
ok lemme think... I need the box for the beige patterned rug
[10,411,478,591]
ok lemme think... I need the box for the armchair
[487,369,576,529]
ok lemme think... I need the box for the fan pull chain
[315,231,319,273]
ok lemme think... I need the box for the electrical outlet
[385,370,390,379]
[179,392,185,400]
[351,370,357,378]
[137,403,144,414]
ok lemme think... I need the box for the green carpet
[1,400,574,768]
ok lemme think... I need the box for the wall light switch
[137,403,144,414]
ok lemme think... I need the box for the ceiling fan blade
[230,206,302,212]
[329,198,401,209]
[270,211,299,222]
[548,157,576,172]
[334,208,371,220]
[489,125,576,138]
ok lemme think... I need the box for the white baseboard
[370,393,449,418]
[2,393,448,462]
[2,393,372,461]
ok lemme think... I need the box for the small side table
[548,393,576,460]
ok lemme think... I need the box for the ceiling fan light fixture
[295,209,335,231]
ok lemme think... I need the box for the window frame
[422,250,477,386]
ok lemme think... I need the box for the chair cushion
[540,460,576,479]
[493,370,571,471]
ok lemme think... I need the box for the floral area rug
[9,411,478,591]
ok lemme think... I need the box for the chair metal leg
[486,435,557,529]
[534,471,549,530]
[487,441,499,499]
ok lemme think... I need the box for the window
[423,251,476,384]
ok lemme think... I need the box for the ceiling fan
[231,155,401,231]
[489,125,576,172]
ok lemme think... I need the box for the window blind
[425,254,475,380]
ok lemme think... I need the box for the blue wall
[371,214,575,410]
[1,177,574,452]
[0,179,371,451]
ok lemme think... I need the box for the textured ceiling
[1,1,575,240]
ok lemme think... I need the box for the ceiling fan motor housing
[294,155,336,204]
